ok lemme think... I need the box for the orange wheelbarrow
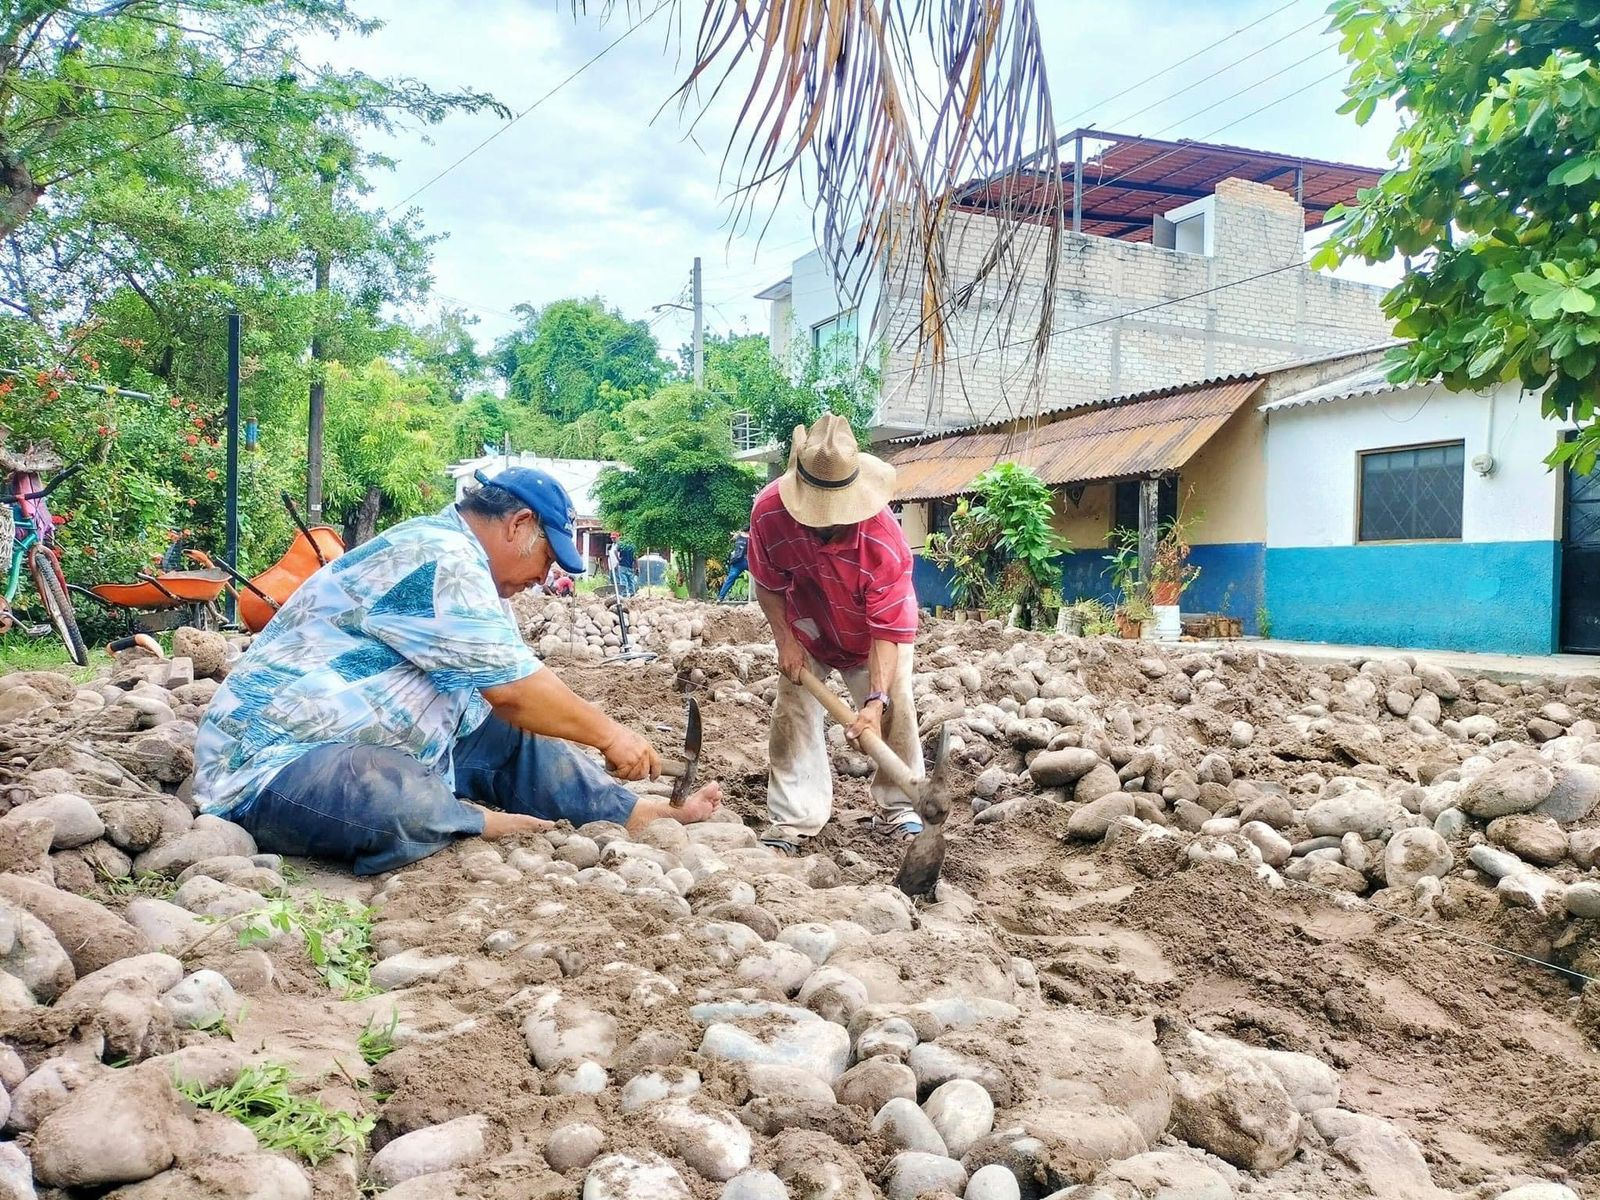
[192,493,345,633]
[70,556,232,633]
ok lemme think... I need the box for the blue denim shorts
[227,716,636,875]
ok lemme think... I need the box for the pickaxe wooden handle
[795,666,923,801]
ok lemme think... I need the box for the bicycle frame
[4,470,55,605]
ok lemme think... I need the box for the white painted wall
[1165,195,1216,257]
[768,293,793,364]
[787,247,882,374]
[1264,383,1567,548]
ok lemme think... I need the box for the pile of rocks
[0,629,333,1196]
[516,596,716,662]
[0,613,1592,1198]
[358,807,1563,1199]
[906,636,1600,934]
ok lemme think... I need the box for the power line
[890,61,1357,381]
[719,0,1329,298]
[1069,59,1348,217]
[1054,0,1315,129]
[384,0,671,216]
[1094,12,1329,134]
[886,258,1307,379]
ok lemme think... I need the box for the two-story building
[749,131,1597,656]
[754,130,1394,444]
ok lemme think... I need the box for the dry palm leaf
[579,0,1064,430]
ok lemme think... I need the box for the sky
[308,0,1404,357]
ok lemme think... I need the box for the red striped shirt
[747,479,918,669]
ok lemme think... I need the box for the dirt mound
[0,611,1596,1199]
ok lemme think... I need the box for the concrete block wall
[876,178,1393,435]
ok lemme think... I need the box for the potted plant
[926,464,1068,630]
[971,463,1068,630]
[1116,595,1153,639]
[1104,526,1141,602]
[1060,597,1113,636]
[924,498,997,618]
[1149,514,1202,606]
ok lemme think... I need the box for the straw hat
[777,414,897,528]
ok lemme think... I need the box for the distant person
[718,528,750,603]
[615,540,638,597]
[548,567,575,597]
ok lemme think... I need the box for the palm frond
[576,0,1064,429]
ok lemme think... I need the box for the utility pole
[692,256,704,389]
[306,249,329,522]
[224,313,240,625]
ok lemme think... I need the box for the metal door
[1561,449,1600,653]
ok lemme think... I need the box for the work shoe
[873,814,923,843]
[758,832,806,857]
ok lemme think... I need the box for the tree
[748,332,879,462]
[405,307,487,403]
[594,383,759,597]
[318,360,450,546]
[0,2,507,580]
[0,2,501,325]
[1319,1,1600,470]
[496,298,669,425]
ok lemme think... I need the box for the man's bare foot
[469,804,555,839]
[672,782,723,824]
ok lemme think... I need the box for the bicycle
[0,435,88,666]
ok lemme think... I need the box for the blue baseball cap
[473,467,586,574]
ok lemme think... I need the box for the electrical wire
[1093,11,1331,136]
[1054,0,1316,129]
[884,60,1357,384]
[384,0,672,216]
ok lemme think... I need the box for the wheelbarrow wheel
[28,548,89,668]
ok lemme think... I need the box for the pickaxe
[657,696,701,806]
[795,667,954,897]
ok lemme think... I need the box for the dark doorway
[1112,475,1178,534]
[1562,447,1600,653]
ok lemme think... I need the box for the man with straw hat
[748,414,923,854]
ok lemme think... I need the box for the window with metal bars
[1357,442,1464,542]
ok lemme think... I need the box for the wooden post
[1138,476,1159,596]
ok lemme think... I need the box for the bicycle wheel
[28,548,89,667]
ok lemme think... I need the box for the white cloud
[313,0,1404,347]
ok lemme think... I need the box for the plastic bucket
[1152,604,1181,641]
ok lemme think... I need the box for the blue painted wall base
[912,541,1266,634]
[1266,541,1559,655]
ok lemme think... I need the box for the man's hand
[777,635,807,683]
[846,698,884,745]
[601,723,661,781]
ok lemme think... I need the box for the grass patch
[277,859,307,887]
[0,633,112,681]
[234,893,376,997]
[92,869,180,903]
[357,1012,399,1066]
[177,1063,373,1166]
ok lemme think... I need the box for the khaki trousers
[765,645,922,841]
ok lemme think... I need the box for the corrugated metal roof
[955,129,1385,243]
[893,343,1399,443]
[888,378,1265,501]
[1257,363,1408,412]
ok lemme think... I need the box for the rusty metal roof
[888,377,1266,501]
[955,130,1384,243]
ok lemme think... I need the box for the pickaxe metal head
[895,723,954,899]
[665,697,701,806]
